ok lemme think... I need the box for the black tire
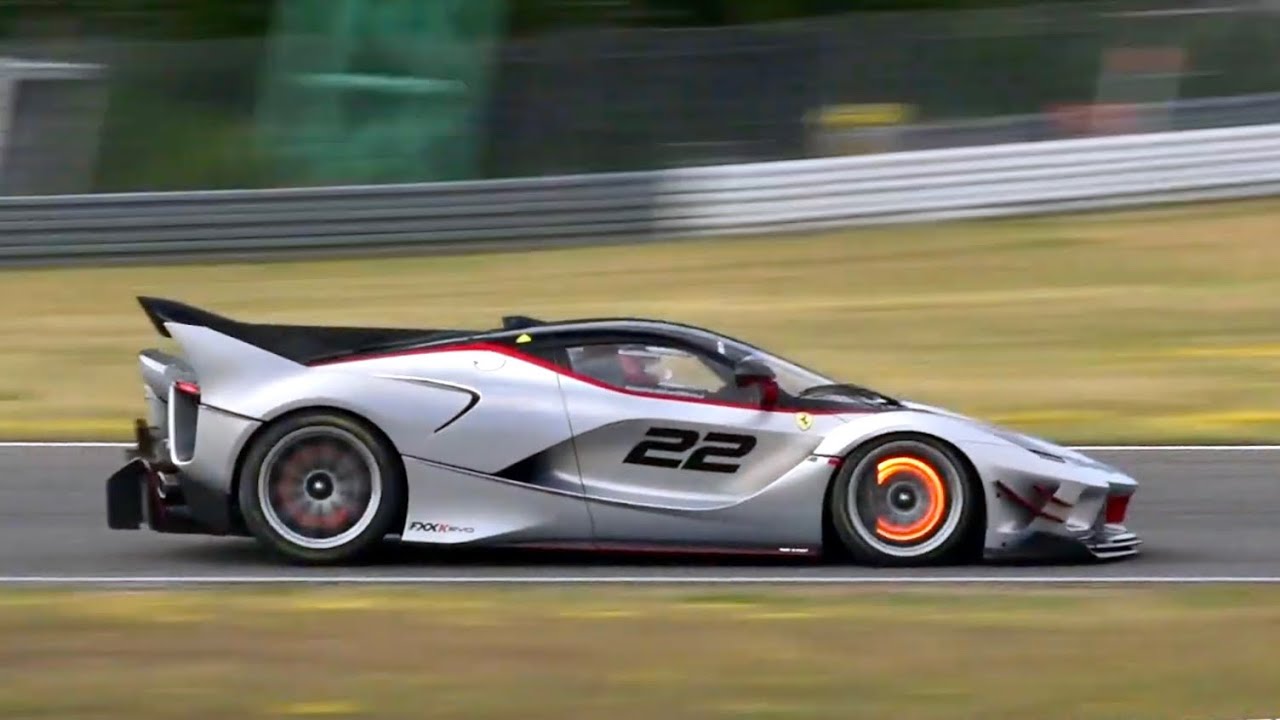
[236,410,405,565]
[827,435,978,567]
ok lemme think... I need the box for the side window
[565,343,732,399]
[519,344,567,366]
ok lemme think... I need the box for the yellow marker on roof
[516,333,532,344]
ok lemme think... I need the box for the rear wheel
[237,411,405,565]
[827,435,977,566]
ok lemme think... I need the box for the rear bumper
[105,419,237,536]
[106,457,216,534]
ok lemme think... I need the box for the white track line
[4,442,1280,450]
[0,442,130,448]
[1,575,1279,584]
[1074,445,1280,451]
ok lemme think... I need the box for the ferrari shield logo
[516,333,532,344]
[795,412,813,431]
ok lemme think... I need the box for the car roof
[137,296,762,366]
[304,316,757,365]
[413,316,760,355]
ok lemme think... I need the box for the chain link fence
[2,0,1280,193]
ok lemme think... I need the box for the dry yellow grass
[0,585,1278,719]
[3,197,1280,442]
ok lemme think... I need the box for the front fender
[813,409,1003,459]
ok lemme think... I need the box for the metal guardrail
[0,173,668,260]
[655,122,1280,236]
[2,122,1280,264]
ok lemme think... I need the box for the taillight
[174,381,200,396]
[1104,494,1131,524]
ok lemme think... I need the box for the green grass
[1,585,1278,719]
[4,197,1280,442]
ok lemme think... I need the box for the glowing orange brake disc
[873,456,946,543]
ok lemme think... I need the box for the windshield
[679,328,841,395]
[672,326,902,407]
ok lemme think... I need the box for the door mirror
[733,357,779,408]
[733,357,776,387]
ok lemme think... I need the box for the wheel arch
[819,430,987,561]
[227,404,409,532]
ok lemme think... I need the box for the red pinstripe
[310,342,858,416]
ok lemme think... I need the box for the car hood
[897,400,1121,474]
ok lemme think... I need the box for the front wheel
[827,436,978,567]
[237,411,405,565]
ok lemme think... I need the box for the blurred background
[2,0,1279,195]
[4,0,1280,445]
[5,6,1280,718]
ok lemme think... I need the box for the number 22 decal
[622,427,757,474]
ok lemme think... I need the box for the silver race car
[106,297,1140,566]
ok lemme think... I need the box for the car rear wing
[137,296,234,339]
[136,296,449,366]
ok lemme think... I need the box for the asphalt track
[1,444,1278,583]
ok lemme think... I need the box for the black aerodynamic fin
[136,296,478,365]
[502,315,546,330]
[138,296,229,338]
